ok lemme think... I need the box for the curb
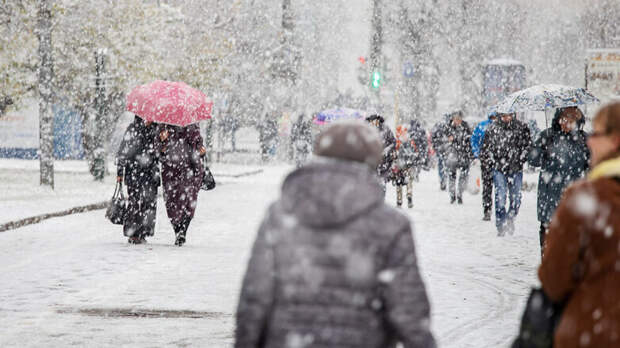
[0,201,108,233]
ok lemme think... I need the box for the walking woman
[528,106,589,254]
[116,115,160,244]
[539,102,620,348]
[157,123,206,246]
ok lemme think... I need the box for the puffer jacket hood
[551,107,585,133]
[281,159,384,228]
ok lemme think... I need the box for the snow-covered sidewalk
[0,164,542,347]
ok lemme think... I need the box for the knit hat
[314,120,383,167]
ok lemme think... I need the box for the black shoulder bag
[105,182,127,225]
[512,231,588,348]
[201,156,216,191]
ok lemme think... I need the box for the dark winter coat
[480,118,531,175]
[430,115,452,160]
[235,159,436,348]
[444,121,473,170]
[408,119,428,167]
[377,125,397,178]
[528,113,589,223]
[116,117,160,187]
[157,124,204,225]
[539,157,620,348]
[291,117,313,154]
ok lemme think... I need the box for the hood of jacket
[551,108,586,134]
[280,158,384,228]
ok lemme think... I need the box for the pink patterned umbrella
[126,80,213,126]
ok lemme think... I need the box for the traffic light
[371,70,381,89]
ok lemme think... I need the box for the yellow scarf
[588,157,620,180]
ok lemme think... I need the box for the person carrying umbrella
[157,124,207,246]
[116,115,160,244]
[528,106,589,254]
[126,80,212,246]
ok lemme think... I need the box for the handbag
[512,231,588,348]
[511,288,564,348]
[201,157,216,191]
[105,182,127,225]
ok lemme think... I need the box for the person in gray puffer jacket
[235,120,436,348]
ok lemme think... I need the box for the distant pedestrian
[408,118,430,178]
[480,112,531,236]
[472,112,498,220]
[235,120,436,348]
[260,116,279,162]
[290,114,313,168]
[538,102,620,348]
[116,115,160,244]
[528,106,589,253]
[431,114,452,191]
[444,111,473,204]
[366,114,397,195]
[157,124,206,246]
[391,124,417,208]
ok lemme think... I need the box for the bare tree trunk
[37,0,54,188]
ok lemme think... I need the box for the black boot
[407,196,413,208]
[174,217,191,246]
[483,210,491,221]
[173,222,185,246]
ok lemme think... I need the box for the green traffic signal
[371,70,381,89]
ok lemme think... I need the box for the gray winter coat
[235,159,436,348]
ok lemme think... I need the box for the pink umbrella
[126,80,213,126]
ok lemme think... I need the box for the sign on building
[586,49,620,103]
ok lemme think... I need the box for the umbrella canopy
[313,108,367,125]
[492,84,599,114]
[126,80,213,126]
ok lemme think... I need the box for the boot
[457,196,463,204]
[173,221,186,246]
[450,195,456,204]
[483,210,491,221]
[407,196,413,208]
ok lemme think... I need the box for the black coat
[377,125,397,178]
[116,117,160,187]
[480,119,531,175]
[444,121,473,169]
[408,119,428,166]
[430,115,453,160]
[528,113,589,223]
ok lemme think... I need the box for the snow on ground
[0,161,542,347]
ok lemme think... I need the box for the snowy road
[0,165,541,347]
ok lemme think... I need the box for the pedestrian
[471,112,498,220]
[538,102,620,348]
[528,106,589,254]
[235,120,436,348]
[444,111,473,204]
[157,123,206,246]
[366,114,397,195]
[431,114,452,191]
[290,114,313,168]
[480,112,531,236]
[391,124,417,208]
[259,116,279,162]
[116,115,160,244]
[408,118,430,180]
